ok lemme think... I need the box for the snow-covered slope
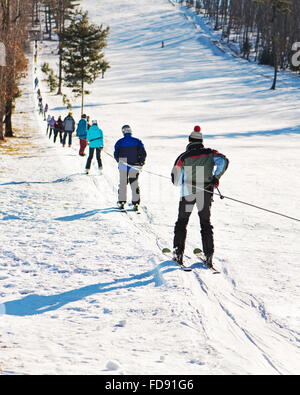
[0,0,299,375]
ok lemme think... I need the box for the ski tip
[193,248,202,255]
[162,248,171,254]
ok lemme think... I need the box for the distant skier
[39,102,43,116]
[54,116,63,144]
[62,112,75,147]
[46,114,51,135]
[48,116,56,139]
[43,103,48,121]
[171,125,229,268]
[114,125,147,211]
[76,114,88,156]
[85,120,104,174]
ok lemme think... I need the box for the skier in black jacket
[171,126,229,268]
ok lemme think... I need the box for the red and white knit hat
[189,125,203,141]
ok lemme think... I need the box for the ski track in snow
[0,0,300,375]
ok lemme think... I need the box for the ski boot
[133,203,139,212]
[173,248,184,265]
[85,169,89,175]
[204,254,213,269]
[118,202,126,211]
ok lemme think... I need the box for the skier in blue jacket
[114,125,147,210]
[76,114,88,156]
[85,120,104,174]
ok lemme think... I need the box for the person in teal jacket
[85,120,104,174]
[76,114,88,156]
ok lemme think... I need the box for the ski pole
[216,186,225,200]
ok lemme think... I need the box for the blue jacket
[87,125,104,148]
[114,133,147,170]
[76,119,88,139]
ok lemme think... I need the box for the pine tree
[60,10,109,114]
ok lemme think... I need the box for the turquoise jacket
[87,125,104,148]
[76,118,88,139]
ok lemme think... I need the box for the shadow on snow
[2,261,179,317]
[149,126,300,140]
[54,207,122,221]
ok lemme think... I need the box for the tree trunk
[0,117,4,140]
[271,5,278,90]
[4,98,13,137]
[45,6,49,34]
[271,52,278,90]
[81,80,84,116]
[48,6,52,40]
[57,45,63,95]
[57,3,65,95]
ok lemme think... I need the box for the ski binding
[193,248,220,274]
[162,248,192,272]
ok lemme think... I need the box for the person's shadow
[2,261,179,317]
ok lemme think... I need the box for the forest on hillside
[1,0,300,140]
[0,0,78,140]
[181,0,300,87]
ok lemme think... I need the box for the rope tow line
[103,149,300,223]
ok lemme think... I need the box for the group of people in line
[46,112,76,147]
[35,78,229,268]
[49,112,230,268]
[45,113,104,175]
[36,84,49,121]
[46,113,148,212]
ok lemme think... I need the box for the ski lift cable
[103,150,300,223]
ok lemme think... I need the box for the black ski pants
[118,168,140,205]
[53,129,63,144]
[86,147,103,170]
[173,191,214,257]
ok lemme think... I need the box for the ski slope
[0,0,300,375]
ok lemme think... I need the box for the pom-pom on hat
[189,125,203,142]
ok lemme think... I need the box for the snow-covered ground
[0,0,299,375]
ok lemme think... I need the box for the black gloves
[210,175,220,188]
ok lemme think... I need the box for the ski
[133,207,141,215]
[193,248,220,274]
[117,204,141,214]
[130,204,141,214]
[162,248,192,272]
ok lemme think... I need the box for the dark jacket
[114,133,147,170]
[55,118,64,132]
[172,141,229,196]
[63,115,75,133]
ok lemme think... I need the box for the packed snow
[0,0,299,375]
